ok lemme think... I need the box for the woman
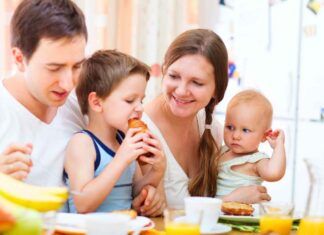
[143,29,271,208]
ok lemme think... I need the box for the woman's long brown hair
[163,29,228,197]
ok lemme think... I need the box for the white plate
[201,223,232,234]
[54,213,154,233]
[55,213,86,234]
[128,216,155,231]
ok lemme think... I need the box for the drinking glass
[164,208,200,235]
[297,158,324,235]
[259,202,294,235]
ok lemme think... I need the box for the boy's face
[224,103,269,155]
[16,36,86,107]
[100,73,147,133]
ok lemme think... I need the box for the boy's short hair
[228,89,273,128]
[76,50,150,115]
[11,0,87,61]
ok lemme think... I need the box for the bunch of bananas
[0,172,69,234]
[0,172,68,211]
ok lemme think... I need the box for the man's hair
[76,50,150,115]
[11,0,87,60]
[228,89,273,128]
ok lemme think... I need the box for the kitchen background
[1,0,324,213]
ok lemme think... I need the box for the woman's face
[162,54,215,118]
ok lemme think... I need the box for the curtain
[0,0,207,88]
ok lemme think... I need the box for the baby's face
[224,103,268,155]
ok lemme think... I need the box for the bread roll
[128,118,148,133]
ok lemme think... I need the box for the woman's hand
[223,185,271,204]
[132,185,166,217]
[0,143,33,180]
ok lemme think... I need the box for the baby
[217,89,286,197]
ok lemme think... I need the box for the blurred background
[1,0,324,213]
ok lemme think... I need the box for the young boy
[217,89,286,197]
[64,50,165,213]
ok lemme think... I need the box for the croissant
[128,118,152,158]
[128,118,148,133]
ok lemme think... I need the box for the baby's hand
[266,129,285,149]
[138,131,166,173]
[115,128,148,164]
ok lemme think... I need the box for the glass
[164,208,200,235]
[259,202,294,235]
[297,158,324,235]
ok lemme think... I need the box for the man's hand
[132,185,166,217]
[0,143,33,180]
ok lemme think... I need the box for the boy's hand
[266,129,285,149]
[115,128,148,164]
[138,131,166,173]
[0,143,33,180]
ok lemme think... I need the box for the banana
[0,172,67,212]
[0,195,42,235]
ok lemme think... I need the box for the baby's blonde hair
[227,89,273,129]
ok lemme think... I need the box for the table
[151,217,297,235]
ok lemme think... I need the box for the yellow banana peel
[0,172,67,212]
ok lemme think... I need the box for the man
[0,0,164,216]
[0,0,87,186]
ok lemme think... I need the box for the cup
[85,213,131,235]
[164,208,200,235]
[260,202,294,235]
[298,217,324,235]
[184,197,222,232]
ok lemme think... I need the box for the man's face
[21,36,86,107]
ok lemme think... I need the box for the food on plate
[112,209,137,219]
[54,227,86,235]
[141,229,166,235]
[0,172,67,212]
[221,202,254,216]
[128,118,148,133]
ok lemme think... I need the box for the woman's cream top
[142,110,222,208]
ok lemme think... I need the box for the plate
[219,211,302,224]
[55,213,86,234]
[54,213,154,234]
[201,223,232,234]
[128,216,155,231]
[219,204,302,224]
[219,214,260,223]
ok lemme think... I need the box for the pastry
[221,202,254,216]
[128,118,152,158]
[128,118,148,133]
